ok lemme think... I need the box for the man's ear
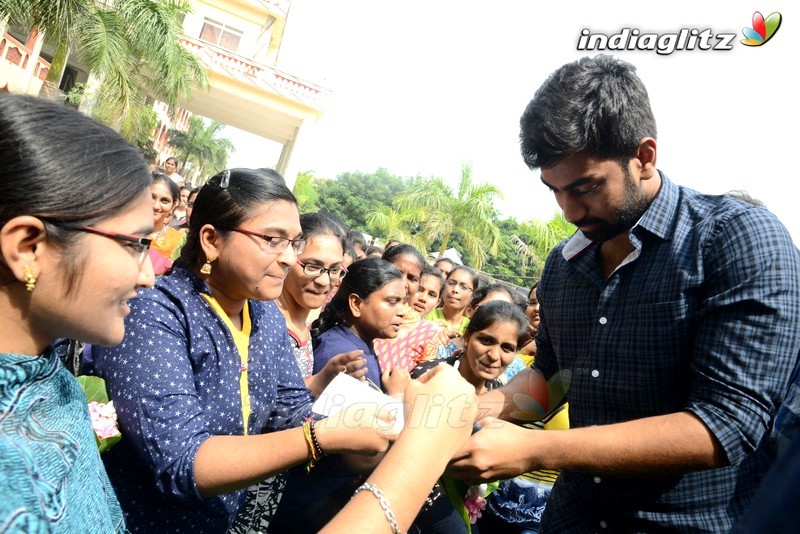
[0,216,48,283]
[348,293,363,318]
[634,137,658,180]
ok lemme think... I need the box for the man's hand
[448,417,534,484]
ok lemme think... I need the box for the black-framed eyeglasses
[296,260,347,280]
[232,227,307,254]
[40,218,152,265]
[446,279,473,292]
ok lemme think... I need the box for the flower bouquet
[76,375,121,453]
[439,475,499,532]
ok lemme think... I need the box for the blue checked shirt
[534,174,800,532]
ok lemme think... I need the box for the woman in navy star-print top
[94,169,393,533]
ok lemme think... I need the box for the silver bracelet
[352,482,401,534]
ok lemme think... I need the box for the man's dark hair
[520,54,657,170]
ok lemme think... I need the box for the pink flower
[464,485,488,524]
[88,401,121,440]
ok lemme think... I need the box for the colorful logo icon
[741,11,782,46]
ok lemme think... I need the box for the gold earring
[200,256,216,275]
[23,265,37,292]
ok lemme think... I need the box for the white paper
[312,372,405,433]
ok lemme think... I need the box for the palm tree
[365,206,428,254]
[168,116,234,184]
[511,212,575,270]
[292,171,320,213]
[395,163,503,270]
[1,0,207,143]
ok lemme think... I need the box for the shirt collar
[634,171,679,242]
[562,171,678,261]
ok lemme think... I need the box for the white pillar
[24,27,45,94]
[78,70,103,117]
[276,125,302,189]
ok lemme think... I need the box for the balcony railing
[180,35,327,109]
[1,32,51,95]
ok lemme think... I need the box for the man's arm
[449,410,726,483]
[454,206,800,483]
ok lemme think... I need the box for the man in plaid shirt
[451,55,800,531]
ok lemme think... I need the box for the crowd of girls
[0,93,548,534]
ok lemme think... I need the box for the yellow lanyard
[201,294,253,435]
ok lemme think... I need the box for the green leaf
[97,432,122,454]
[75,375,110,404]
[438,474,472,533]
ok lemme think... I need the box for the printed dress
[0,347,124,533]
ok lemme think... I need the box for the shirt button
[591,369,600,378]
[598,316,608,325]
[600,520,608,529]
[593,476,602,484]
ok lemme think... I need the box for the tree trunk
[39,40,70,100]
[45,40,69,85]
[438,233,452,258]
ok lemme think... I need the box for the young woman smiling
[277,212,367,396]
[413,301,528,394]
[148,174,184,270]
[0,93,155,532]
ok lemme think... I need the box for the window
[199,18,243,53]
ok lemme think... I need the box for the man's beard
[577,172,651,243]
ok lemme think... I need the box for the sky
[227,0,800,243]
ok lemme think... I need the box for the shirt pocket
[603,298,693,416]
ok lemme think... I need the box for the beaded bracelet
[309,420,325,459]
[353,482,401,534]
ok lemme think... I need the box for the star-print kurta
[93,268,313,533]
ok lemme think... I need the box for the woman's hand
[307,350,366,396]
[315,402,399,456]
[382,366,411,397]
[401,365,476,457]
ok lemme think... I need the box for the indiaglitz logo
[577,27,736,55]
[577,11,784,54]
[741,11,782,46]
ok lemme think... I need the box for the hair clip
[220,169,230,189]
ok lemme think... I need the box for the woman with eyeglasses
[92,169,394,533]
[272,257,407,533]
[427,265,480,336]
[0,94,155,532]
[277,212,368,396]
